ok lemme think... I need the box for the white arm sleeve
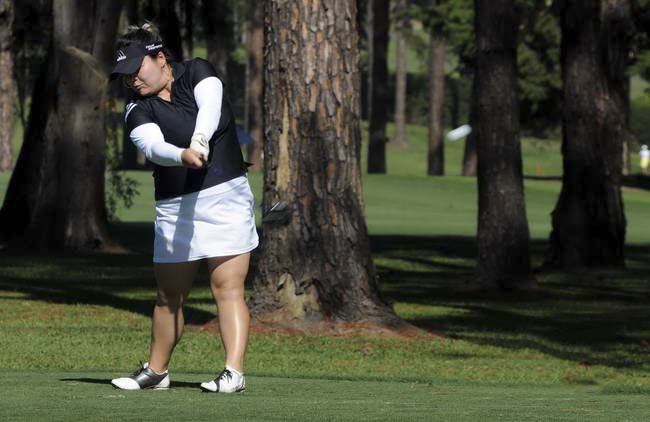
[129,123,184,167]
[193,76,223,140]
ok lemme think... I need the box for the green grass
[1,121,650,420]
[3,371,650,422]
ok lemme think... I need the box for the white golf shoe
[200,366,246,393]
[111,361,170,390]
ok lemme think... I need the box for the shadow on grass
[59,378,201,389]
[371,234,650,370]
[0,222,217,325]
[1,223,649,371]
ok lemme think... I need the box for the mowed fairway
[1,124,649,421]
[2,371,649,421]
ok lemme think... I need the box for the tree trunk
[245,0,263,172]
[250,0,402,328]
[427,28,445,176]
[121,0,147,170]
[202,0,233,82]
[0,0,123,251]
[125,0,139,24]
[448,77,460,129]
[475,0,535,289]
[546,0,631,268]
[621,75,631,176]
[462,72,478,176]
[0,0,16,172]
[159,0,184,61]
[367,0,389,174]
[176,0,193,60]
[392,0,408,147]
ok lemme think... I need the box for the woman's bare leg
[206,253,251,372]
[147,260,200,373]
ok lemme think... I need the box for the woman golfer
[109,23,258,393]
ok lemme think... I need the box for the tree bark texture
[245,0,264,171]
[367,0,389,174]
[0,0,122,251]
[0,0,16,172]
[250,0,401,326]
[475,0,534,289]
[427,29,445,176]
[546,0,631,268]
[392,0,408,147]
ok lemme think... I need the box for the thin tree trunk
[475,0,535,289]
[0,0,16,172]
[546,0,630,268]
[160,0,184,61]
[0,0,123,251]
[122,0,146,170]
[176,0,193,59]
[393,0,408,147]
[202,0,233,82]
[125,0,139,24]
[621,75,631,176]
[448,76,460,129]
[428,29,445,176]
[462,72,478,176]
[367,0,390,174]
[245,0,263,172]
[250,0,402,328]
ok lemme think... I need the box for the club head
[262,200,291,225]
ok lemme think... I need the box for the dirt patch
[199,317,443,340]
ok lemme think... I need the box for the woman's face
[126,53,168,96]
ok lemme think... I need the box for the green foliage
[517,3,562,137]
[630,94,650,147]
[104,100,140,223]
[409,0,562,135]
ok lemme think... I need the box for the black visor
[110,42,164,80]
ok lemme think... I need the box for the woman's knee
[211,283,244,302]
[155,289,186,310]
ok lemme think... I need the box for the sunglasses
[122,61,147,89]
[122,72,140,89]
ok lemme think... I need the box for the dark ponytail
[115,22,176,63]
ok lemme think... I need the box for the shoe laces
[216,368,233,384]
[130,360,147,377]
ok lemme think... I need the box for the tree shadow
[368,234,650,370]
[1,226,649,371]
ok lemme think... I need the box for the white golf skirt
[153,175,259,263]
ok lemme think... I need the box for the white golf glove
[190,133,209,160]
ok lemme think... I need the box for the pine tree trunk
[393,0,408,147]
[546,0,630,268]
[427,29,445,176]
[462,72,478,176]
[250,0,402,328]
[0,0,123,251]
[202,0,233,82]
[367,0,389,174]
[475,0,535,289]
[176,0,193,60]
[245,0,263,172]
[0,0,16,172]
